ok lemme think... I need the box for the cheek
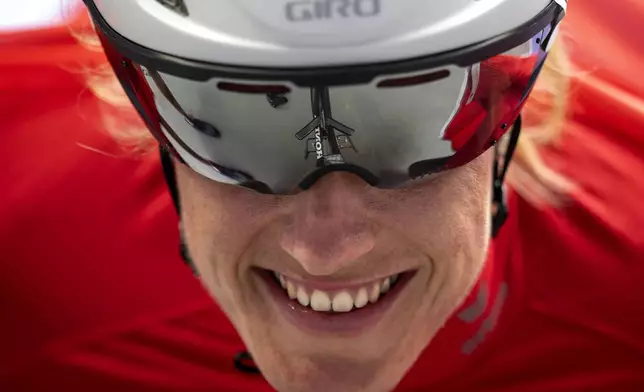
[386,154,492,262]
[174,166,258,314]
[428,157,492,296]
[390,154,492,328]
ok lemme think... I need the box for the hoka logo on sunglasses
[286,0,381,21]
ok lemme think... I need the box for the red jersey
[1,1,643,390]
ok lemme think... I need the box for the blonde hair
[522,38,572,146]
[69,7,571,160]
[65,6,156,153]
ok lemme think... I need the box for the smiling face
[176,150,493,392]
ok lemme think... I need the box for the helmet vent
[155,0,189,16]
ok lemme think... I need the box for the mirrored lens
[104,26,551,193]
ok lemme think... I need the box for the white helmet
[84,0,566,196]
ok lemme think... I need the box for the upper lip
[263,268,412,291]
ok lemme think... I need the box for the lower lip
[257,269,415,335]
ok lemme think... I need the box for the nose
[280,172,376,276]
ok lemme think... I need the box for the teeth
[274,272,401,313]
[380,277,391,294]
[279,275,287,289]
[310,290,332,312]
[297,286,310,307]
[332,291,354,313]
[369,282,380,303]
[354,288,368,309]
[274,272,287,289]
[287,281,297,300]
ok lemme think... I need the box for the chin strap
[159,147,197,274]
[491,115,522,238]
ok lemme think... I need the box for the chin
[242,321,431,392]
[256,353,407,392]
